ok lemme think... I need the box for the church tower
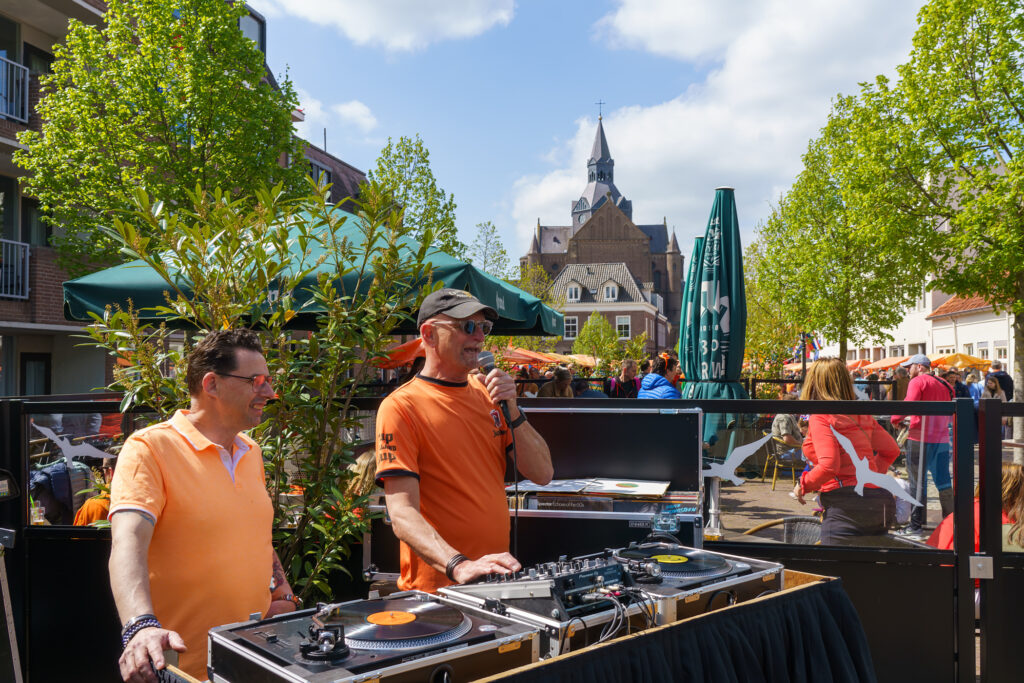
[570,117,632,228]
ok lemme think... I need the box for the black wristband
[508,412,528,429]
[445,553,469,582]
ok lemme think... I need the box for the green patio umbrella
[63,208,563,336]
[680,188,751,537]
[678,236,704,383]
[681,187,750,437]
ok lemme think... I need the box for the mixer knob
[528,568,537,579]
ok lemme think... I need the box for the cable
[509,424,519,559]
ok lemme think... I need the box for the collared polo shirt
[110,410,273,679]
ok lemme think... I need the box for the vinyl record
[318,598,471,650]
[617,545,732,577]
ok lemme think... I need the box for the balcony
[0,239,29,299]
[0,56,29,124]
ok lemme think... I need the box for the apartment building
[0,2,365,397]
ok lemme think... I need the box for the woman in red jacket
[793,358,900,544]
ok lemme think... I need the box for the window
[604,284,617,301]
[653,270,661,291]
[980,348,990,360]
[567,285,580,302]
[23,43,53,75]
[963,343,973,356]
[996,344,1008,360]
[309,160,332,188]
[578,214,585,223]
[616,315,630,339]
[21,198,50,246]
[937,346,955,355]
[564,316,578,339]
[0,174,16,241]
[239,10,266,54]
[889,345,905,357]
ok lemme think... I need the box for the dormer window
[567,285,581,302]
[604,284,618,301]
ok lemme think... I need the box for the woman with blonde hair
[794,358,901,543]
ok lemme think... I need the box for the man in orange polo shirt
[109,330,298,682]
[376,289,553,592]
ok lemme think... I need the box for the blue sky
[251,0,924,263]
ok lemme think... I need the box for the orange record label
[650,554,688,564]
[366,610,417,625]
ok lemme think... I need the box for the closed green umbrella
[63,208,563,336]
[678,236,704,383]
[682,188,748,404]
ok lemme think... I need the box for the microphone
[477,351,513,426]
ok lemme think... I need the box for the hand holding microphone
[476,351,515,425]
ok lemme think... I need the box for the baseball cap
[417,288,498,328]
[901,353,931,368]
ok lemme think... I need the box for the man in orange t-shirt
[109,330,299,682]
[376,289,553,592]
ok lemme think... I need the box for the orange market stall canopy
[497,347,559,365]
[863,356,910,371]
[933,352,991,371]
[371,338,424,369]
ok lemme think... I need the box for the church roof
[577,181,622,213]
[637,224,669,253]
[551,263,647,304]
[589,118,612,164]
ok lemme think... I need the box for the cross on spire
[595,99,605,119]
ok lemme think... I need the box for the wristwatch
[282,593,302,608]
[508,412,528,429]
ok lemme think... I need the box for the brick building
[549,263,668,355]
[519,118,682,353]
[0,2,365,396]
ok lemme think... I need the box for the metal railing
[0,55,29,123]
[0,238,30,299]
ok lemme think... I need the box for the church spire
[589,117,612,165]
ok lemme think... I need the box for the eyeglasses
[217,372,274,391]
[432,319,494,336]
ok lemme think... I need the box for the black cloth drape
[488,578,875,683]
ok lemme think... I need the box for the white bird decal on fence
[32,423,113,473]
[702,433,773,485]
[829,425,921,507]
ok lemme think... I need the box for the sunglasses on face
[434,319,494,336]
[217,372,274,391]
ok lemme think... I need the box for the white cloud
[510,0,925,254]
[293,87,379,146]
[253,0,514,51]
[333,100,378,134]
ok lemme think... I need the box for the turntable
[207,591,538,682]
[610,542,784,624]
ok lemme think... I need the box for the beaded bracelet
[121,615,162,649]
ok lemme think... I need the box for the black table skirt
[487,578,876,683]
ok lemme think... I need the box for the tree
[367,134,464,258]
[466,220,510,279]
[622,331,650,364]
[572,312,619,373]
[756,99,932,360]
[15,0,305,273]
[848,0,1024,418]
[85,181,434,601]
[743,236,805,374]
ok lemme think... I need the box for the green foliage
[755,99,932,360]
[15,0,305,274]
[83,182,433,602]
[743,236,805,374]
[622,331,650,363]
[367,134,465,259]
[847,0,1024,400]
[572,312,619,373]
[466,220,511,279]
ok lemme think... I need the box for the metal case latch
[969,555,993,580]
